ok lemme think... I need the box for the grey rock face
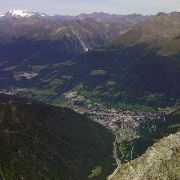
[112,132,180,180]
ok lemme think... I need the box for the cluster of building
[64,91,169,134]
[14,72,38,80]
[65,91,172,171]
[0,88,26,95]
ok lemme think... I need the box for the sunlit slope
[107,12,180,56]
[113,131,180,180]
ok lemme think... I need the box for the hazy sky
[0,0,179,15]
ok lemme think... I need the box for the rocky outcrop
[112,132,180,180]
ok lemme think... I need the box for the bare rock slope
[112,131,180,180]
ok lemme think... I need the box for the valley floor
[63,91,173,179]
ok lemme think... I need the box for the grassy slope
[0,94,115,180]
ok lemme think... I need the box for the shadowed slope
[0,94,115,180]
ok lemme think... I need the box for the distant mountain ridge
[0,14,132,65]
[0,9,150,23]
[1,9,47,18]
[5,9,47,18]
[56,12,150,23]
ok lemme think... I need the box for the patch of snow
[0,13,5,17]
[84,48,89,52]
[33,34,39,38]
[8,9,35,17]
[5,9,48,18]
[51,27,66,35]
[69,25,89,52]
[66,33,70,37]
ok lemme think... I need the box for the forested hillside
[0,94,115,180]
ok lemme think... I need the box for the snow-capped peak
[0,13,5,17]
[7,9,35,17]
[5,9,48,18]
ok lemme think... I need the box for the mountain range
[0,11,179,111]
[53,12,150,23]
[0,13,132,63]
[0,9,150,23]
